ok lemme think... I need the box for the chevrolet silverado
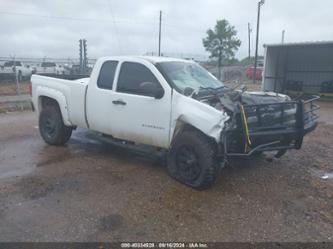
[31,56,319,189]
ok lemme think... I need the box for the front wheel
[167,130,219,190]
[39,105,72,145]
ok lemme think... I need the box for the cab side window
[117,62,161,96]
[97,61,118,90]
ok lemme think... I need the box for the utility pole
[281,30,285,43]
[79,39,83,74]
[248,23,252,59]
[158,10,162,56]
[253,0,265,84]
[13,56,23,110]
[83,39,87,74]
[79,39,88,74]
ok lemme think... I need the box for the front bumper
[222,95,319,158]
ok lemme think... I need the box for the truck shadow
[69,128,268,174]
[68,128,167,167]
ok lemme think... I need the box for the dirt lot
[0,101,332,242]
[0,81,30,96]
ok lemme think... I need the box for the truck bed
[31,75,89,128]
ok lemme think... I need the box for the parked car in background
[69,64,92,75]
[35,62,65,75]
[70,64,81,75]
[245,67,262,80]
[245,60,264,81]
[0,61,33,81]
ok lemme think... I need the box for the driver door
[110,60,172,148]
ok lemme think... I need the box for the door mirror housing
[183,87,195,96]
[139,82,164,99]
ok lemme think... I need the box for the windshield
[157,61,224,93]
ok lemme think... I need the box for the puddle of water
[70,130,103,145]
[0,164,36,179]
[310,168,333,180]
[321,173,333,180]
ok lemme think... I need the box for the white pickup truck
[34,62,65,75]
[1,61,33,81]
[31,56,319,189]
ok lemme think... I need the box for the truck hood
[192,87,291,113]
[240,91,291,105]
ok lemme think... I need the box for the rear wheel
[39,105,72,145]
[167,130,219,190]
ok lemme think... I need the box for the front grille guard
[302,95,320,131]
[223,95,320,158]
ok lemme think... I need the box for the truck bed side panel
[31,75,88,128]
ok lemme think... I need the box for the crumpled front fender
[170,91,229,143]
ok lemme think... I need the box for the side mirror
[183,87,195,96]
[139,82,164,99]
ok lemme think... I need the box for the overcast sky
[1,0,333,60]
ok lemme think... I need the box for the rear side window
[117,62,159,95]
[97,61,118,90]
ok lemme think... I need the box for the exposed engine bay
[191,86,316,157]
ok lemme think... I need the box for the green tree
[203,19,241,79]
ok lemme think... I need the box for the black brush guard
[222,95,320,158]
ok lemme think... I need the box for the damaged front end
[193,87,319,159]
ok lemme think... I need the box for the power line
[106,0,123,53]
[0,9,209,57]
[0,10,206,34]
[0,10,157,25]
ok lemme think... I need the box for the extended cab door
[110,60,172,148]
[86,60,119,134]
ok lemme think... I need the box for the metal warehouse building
[262,41,333,97]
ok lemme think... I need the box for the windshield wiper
[196,85,225,99]
[199,85,225,91]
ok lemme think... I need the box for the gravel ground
[0,101,332,242]
[0,81,30,96]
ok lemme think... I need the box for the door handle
[112,99,126,105]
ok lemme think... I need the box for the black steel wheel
[176,145,201,181]
[167,130,219,190]
[43,115,57,140]
[39,105,72,145]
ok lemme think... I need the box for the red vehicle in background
[246,67,263,80]
[246,60,264,81]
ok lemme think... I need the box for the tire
[39,105,72,145]
[167,130,219,190]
